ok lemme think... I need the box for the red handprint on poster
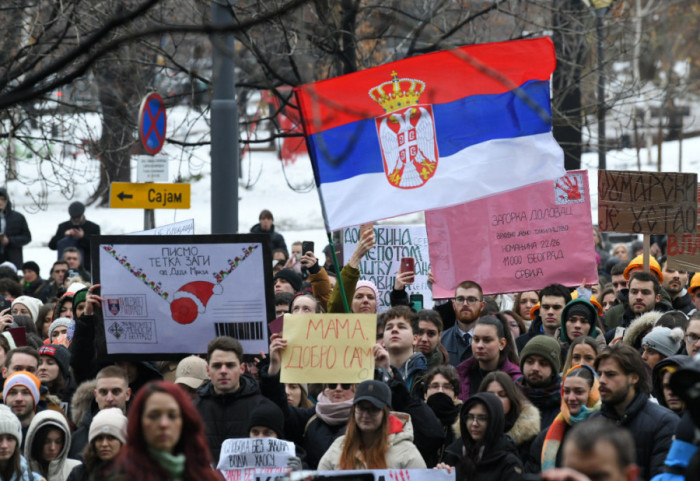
[555,173,585,205]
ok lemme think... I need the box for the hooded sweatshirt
[443,392,523,481]
[24,410,81,481]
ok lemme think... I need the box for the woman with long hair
[561,336,599,374]
[455,316,521,401]
[439,392,523,481]
[24,410,81,481]
[110,381,221,481]
[478,372,540,462]
[0,405,43,481]
[318,380,425,470]
[530,365,601,472]
[513,292,539,323]
[67,408,126,481]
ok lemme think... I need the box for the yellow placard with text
[280,314,376,384]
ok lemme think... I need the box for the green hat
[520,335,561,374]
[560,298,599,343]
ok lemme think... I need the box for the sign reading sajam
[667,184,700,271]
[598,170,697,234]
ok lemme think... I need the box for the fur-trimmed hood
[507,401,541,446]
[70,379,97,427]
[622,310,664,348]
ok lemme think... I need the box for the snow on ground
[5,105,700,276]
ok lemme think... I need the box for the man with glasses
[441,280,485,367]
[685,314,700,357]
[516,284,571,352]
[48,260,69,299]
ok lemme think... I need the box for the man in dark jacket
[516,336,562,431]
[21,261,52,302]
[48,201,101,272]
[441,280,485,367]
[0,188,31,270]
[250,209,287,255]
[592,343,678,480]
[659,256,694,314]
[516,284,571,352]
[195,336,275,463]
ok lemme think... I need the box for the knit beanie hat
[38,345,71,379]
[642,326,685,358]
[72,288,89,314]
[273,269,302,292]
[89,408,127,444]
[21,261,40,275]
[247,403,285,438]
[520,335,561,374]
[560,298,599,343]
[48,318,74,340]
[355,280,379,305]
[3,371,41,410]
[11,296,42,323]
[0,404,22,446]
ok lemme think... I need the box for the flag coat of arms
[295,37,566,232]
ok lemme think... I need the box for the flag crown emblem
[369,71,425,113]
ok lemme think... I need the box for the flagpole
[327,232,350,313]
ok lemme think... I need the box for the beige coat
[317,412,427,470]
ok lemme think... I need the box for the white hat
[175,356,208,389]
[89,408,127,444]
[0,404,22,446]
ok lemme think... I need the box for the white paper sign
[217,438,294,471]
[95,235,271,356]
[131,219,195,236]
[136,154,169,182]
[343,225,433,311]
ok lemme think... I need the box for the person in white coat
[24,410,80,481]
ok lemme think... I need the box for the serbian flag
[295,37,566,232]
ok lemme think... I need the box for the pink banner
[426,170,598,298]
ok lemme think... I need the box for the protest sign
[667,184,700,271]
[426,171,598,297]
[280,314,375,383]
[131,219,195,235]
[218,438,294,471]
[598,170,697,234]
[221,467,289,481]
[313,469,455,481]
[93,234,273,358]
[343,225,433,310]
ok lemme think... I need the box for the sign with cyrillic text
[93,235,273,358]
[343,225,433,311]
[427,171,597,297]
[217,438,294,471]
[280,314,375,383]
[598,170,697,234]
[668,184,700,271]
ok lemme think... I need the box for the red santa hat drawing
[170,281,223,324]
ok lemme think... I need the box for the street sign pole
[138,93,168,230]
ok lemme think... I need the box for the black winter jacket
[591,391,678,480]
[48,218,101,271]
[0,188,31,269]
[250,223,287,254]
[195,375,275,464]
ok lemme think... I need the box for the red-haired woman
[110,381,222,481]
[317,380,426,470]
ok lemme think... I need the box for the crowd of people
[0,203,699,481]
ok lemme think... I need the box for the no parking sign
[138,93,167,154]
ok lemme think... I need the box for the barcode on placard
[214,321,264,340]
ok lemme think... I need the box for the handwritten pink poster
[426,170,598,297]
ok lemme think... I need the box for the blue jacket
[441,325,472,367]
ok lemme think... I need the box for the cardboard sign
[343,225,433,311]
[280,314,375,383]
[598,170,697,234]
[93,235,273,358]
[667,184,700,271]
[426,171,598,297]
[131,219,195,236]
[217,438,294,471]
[313,470,455,481]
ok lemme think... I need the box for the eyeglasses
[326,383,352,390]
[454,296,481,305]
[355,404,382,415]
[427,383,454,392]
[466,414,488,425]
[686,333,700,344]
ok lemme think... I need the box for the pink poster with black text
[426,170,597,297]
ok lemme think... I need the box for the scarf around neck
[148,447,186,481]
[315,392,353,426]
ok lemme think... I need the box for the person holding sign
[317,380,426,470]
[327,227,376,314]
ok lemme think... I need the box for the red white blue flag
[295,37,566,231]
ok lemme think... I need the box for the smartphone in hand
[400,257,415,285]
[301,241,314,256]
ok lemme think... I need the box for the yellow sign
[109,182,190,209]
[280,314,376,384]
